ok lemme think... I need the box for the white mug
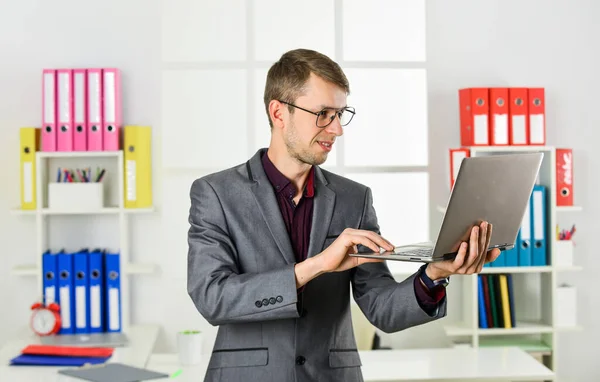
[177,330,203,365]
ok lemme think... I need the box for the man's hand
[425,221,501,280]
[315,228,394,273]
[294,228,393,288]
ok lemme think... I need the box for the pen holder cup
[177,330,203,366]
[555,240,574,267]
[48,183,104,211]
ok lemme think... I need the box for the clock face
[32,309,57,335]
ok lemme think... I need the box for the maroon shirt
[261,152,444,313]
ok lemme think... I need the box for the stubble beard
[284,119,327,166]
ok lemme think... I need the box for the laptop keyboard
[394,248,433,257]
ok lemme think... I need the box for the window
[162,0,429,274]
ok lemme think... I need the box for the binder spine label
[74,73,85,122]
[109,287,120,331]
[126,159,136,201]
[474,114,488,144]
[24,162,33,203]
[91,285,101,328]
[44,72,55,121]
[493,114,508,144]
[60,286,71,328]
[530,114,545,143]
[512,115,527,144]
[76,286,86,328]
[104,72,116,121]
[533,191,544,239]
[44,286,55,305]
[88,72,101,123]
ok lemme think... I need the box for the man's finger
[355,230,394,252]
[343,234,381,254]
[475,222,489,271]
[460,226,479,272]
[451,242,468,271]
[366,231,395,251]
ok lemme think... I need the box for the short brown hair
[263,49,350,128]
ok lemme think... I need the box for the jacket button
[296,356,306,365]
[262,298,269,306]
[255,300,262,308]
[276,295,283,303]
[269,297,276,305]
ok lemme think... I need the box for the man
[187,48,500,382]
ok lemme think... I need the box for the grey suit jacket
[187,148,447,382]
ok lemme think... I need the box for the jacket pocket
[208,347,269,369]
[329,349,362,368]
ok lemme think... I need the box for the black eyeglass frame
[278,100,356,128]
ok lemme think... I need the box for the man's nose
[325,117,343,136]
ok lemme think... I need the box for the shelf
[42,207,122,215]
[556,206,582,212]
[446,321,554,337]
[10,208,35,215]
[11,264,39,276]
[37,151,121,159]
[479,337,552,355]
[124,207,156,214]
[478,321,553,336]
[122,263,159,275]
[444,323,475,337]
[482,266,553,274]
[11,207,155,215]
[468,145,555,153]
[555,265,583,272]
[555,325,583,332]
[12,263,159,277]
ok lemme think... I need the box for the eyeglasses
[278,100,356,128]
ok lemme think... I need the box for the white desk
[0,324,159,382]
[145,347,555,382]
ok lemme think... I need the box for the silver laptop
[350,152,544,263]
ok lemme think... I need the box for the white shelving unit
[12,150,158,333]
[438,145,581,375]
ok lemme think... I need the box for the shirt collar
[261,151,315,198]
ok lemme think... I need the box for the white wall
[426,1,600,381]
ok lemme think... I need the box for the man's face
[282,74,346,166]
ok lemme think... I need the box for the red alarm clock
[30,302,61,336]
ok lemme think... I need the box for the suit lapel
[247,150,337,263]
[248,150,296,265]
[307,166,336,258]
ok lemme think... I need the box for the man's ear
[269,100,285,129]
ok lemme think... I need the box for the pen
[171,369,182,378]
[96,169,106,182]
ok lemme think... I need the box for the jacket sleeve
[350,187,447,333]
[187,178,300,326]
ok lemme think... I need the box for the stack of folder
[42,68,121,152]
[42,249,121,335]
[478,274,516,329]
[458,87,546,147]
[485,184,548,268]
[10,344,113,366]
